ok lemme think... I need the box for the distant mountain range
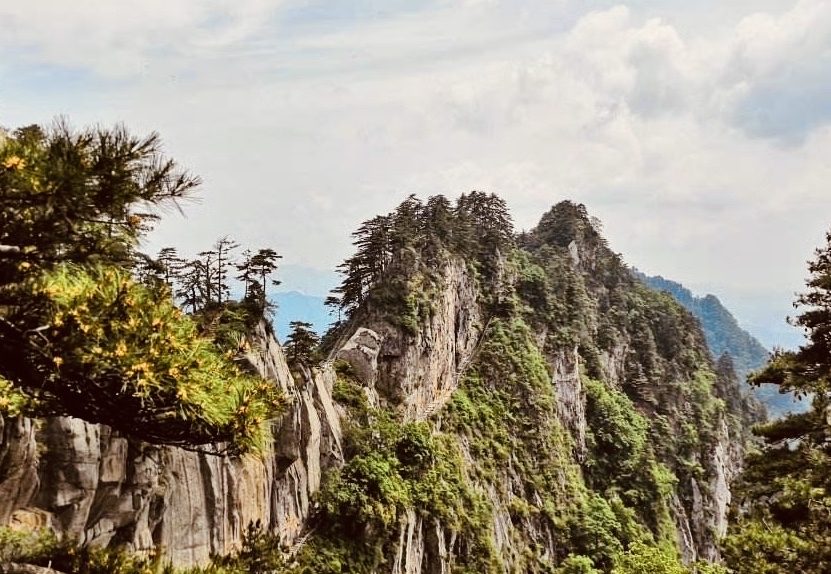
[272,274,805,418]
[271,291,335,342]
[635,272,805,418]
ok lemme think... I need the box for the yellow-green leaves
[17,264,286,455]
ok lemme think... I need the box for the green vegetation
[0,525,166,574]
[722,230,831,573]
[284,320,321,364]
[286,197,746,573]
[332,191,513,326]
[1,160,756,574]
[313,406,497,572]
[635,273,769,377]
[583,378,676,541]
[636,271,797,418]
[610,543,690,574]
[0,120,285,453]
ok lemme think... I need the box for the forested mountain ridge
[275,196,754,573]
[635,272,804,418]
[634,274,768,376]
[0,124,758,574]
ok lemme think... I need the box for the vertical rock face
[334,258,483,423]
[0,252,748,571]
[0,207,752,572]
[550,346,586,460]
[321,249,748,572]
[0,322,343,565]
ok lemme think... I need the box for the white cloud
[3,0,831,347]
[0,0,284,77]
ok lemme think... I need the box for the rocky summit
[1,196,756,573]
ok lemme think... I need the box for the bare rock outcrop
[0,323,342,566]
[334,258,483,423]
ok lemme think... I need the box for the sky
[3,0,830,349]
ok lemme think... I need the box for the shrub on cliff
[0,120,284,454]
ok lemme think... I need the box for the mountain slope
[634,274,767,376]
[0,196,756,573]
[636,273,805,417]
[288,197,755,572]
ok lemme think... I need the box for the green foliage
[724,230,831,574]
[0,120,197,277]
[0,375,38,416]
[611,542,688,574]
[0,121,285,454]
[208,520,285,574]
[333,192,514,324]
[0,526,56,564]
[284,320,321,364]
[4,527,170,574]
[640,271,777,417]
[722,517,814,574]
[556,554,601,574]
[0,263,285,454]
[319,411,483,538]
[284,533,384,574]
[692,564,728,574]
[723,443,831,572]
[322,447,411,529]
[311,198,746,574]
[332,374,368,417]
[447,317,580,500]
[568,494,625,570]
[751,230,831,397]
[635,273,769,381]
[583,378,649,487]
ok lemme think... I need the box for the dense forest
[2,122,831,573]
[634,273,805,418]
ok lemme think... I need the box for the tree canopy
[331,191,515,321]
[0,120,285,454]
[284,320,320,365]
[723,230,831,572]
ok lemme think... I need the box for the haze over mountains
[271,265,805,418]
[635,273,806,417]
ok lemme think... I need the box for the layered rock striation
[0,322,342,565]
[0,199,754,572]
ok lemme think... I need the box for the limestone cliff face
[320,248,748,571]
[334,258,483,423]
[0,322,342,565]
[0,203,752,572]
[309,201,752,572]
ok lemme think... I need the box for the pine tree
[0,121,284,453]
[724,230,831,572]
[156,247,185,291]
[177,258,208,313]
[212,236,239,305]
[196,248,218,305]
[250,248,282,305]
[237,249,255,300]
[421,194,454,252]
[334,214,393,316]
[284,321,320,364]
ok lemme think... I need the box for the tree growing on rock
[284,320,320,365]
[724,229,831,572]
[0,120,285,454]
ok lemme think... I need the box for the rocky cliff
[0,198,754,573]
[0,321,342,565]
[275,199,753,572]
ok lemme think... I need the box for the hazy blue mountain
[278,264,339,297]
[271,291,334,342]
[635,272,806,418]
